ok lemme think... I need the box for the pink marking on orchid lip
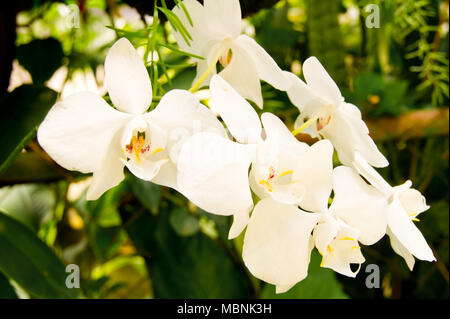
[141,145,150,154]
[268,167,275,179]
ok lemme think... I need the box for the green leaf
[158,6,192,45]
[126,174,161,214]
[0,85,58,175]
[169,208,199,237]
[123,205,253,298]
[0,271,18,299]
[16,38,64,85]
[157,42,204,60]
[0,152,66,186]
[0,184,55,232]
[0,210,79,298]
[261,250,349,299]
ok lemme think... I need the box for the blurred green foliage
[0,0,448,299]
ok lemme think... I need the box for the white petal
[151,161,178,190]
[387,195,435,262]
[148,89,226,163]
[341,104,388,168]
[124,157,169,181]
[302,56,343,106]
[248,165,268,200]
[37,91,130,174]
[315,218,365,277]
[219,42,263,108]
[191,55,217,89]
[284,71,327,113]
[242,198,319,289]
[320,110,357,166]
[236,35,292,91]
[228,208,251,239]
[204,0,241,38]
[352,151,392,196]
[86,128,126,200]
[172,0,212,55]
[209,75,262,144]
[394,182,430,217]
[313,214,339,254]
[331,166,388,245]
[387,227,415,271]
[294,139,334,213]
[177,132,254,216]
[105,38,152,114]
[261,112,309,156]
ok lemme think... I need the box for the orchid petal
[105,38,152,115]
[261,113,309,155]
[219,43,263,108]
[209,75,262,144]
[151,162,178,190]
[86,128,126,200]
[331,166,388,245]
[177,132,255,216]
[342,104,388,168]
[314,217,365,277]
[387,227,415,271]
[37,91,130,174]
[284,71,327,113]
[352,151,392,196]
[294,139,334,213]
[236,35,292,91]
[394,181,430,217]
[387,195,435,262]
[228,209,251,239]
[204,0,241,38]
[302,56,343,106]
[148,89,226,163]
[242,198,319,290]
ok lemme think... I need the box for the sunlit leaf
[0,210,79,298]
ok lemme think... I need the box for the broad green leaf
[169,208,199,237]
[0,152,71,185]
[126,174,161,214]
[0,184,55,232]
[123,204,253,298]
[16,38,64,85]
[261,250,349,299]
[0,85,57,175]
[0,210,79,298]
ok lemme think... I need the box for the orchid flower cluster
[37,0,436,293]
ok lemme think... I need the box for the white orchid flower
[352,152,436,270]
[177,75,334,239]
[38,38,224,200]
[242,197,320,294]
[313,213,365,278]
[242,167,386,292]
[171,0,291,107]
[249,114,334,213]
[176,78,258,240]
[331,166,389,246]
[285,57,388,168]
